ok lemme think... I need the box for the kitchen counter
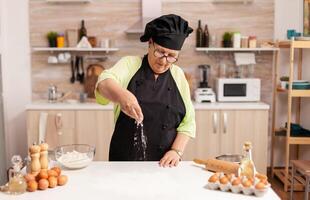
[0,162,280,200]
[26,101,270,110]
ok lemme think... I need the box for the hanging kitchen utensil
[80,56,85,84]
[75,56,80,82]
[70,57,75,83]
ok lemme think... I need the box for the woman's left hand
[159,150,181,167]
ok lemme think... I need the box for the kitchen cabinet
[27,110,114,161]
[27,110,75,149]
[183,109,268,174]
[75,110,114,161]
[26,103,268,171]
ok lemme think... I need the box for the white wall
[273,0,310,166]
[1,0,31,167]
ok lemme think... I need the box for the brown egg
[58,175,68,186]
[48,176,58,188]
[255,173,268,180]
[249,178,255,185]
[48,170,58,178]
[38,170,48,180]
[220,176,229,184]
[232,178,241,186]
[27,180,38,192]
[226,174,234,181]
[24,173,36,182]
[38,179,49,190]
[260,178,269,185]
[208,174,218,183]
[255,182,266,190]
[242,180,252,188]
[51,166,61,176]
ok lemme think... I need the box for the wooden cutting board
[84,64,105,98]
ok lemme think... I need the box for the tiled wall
[30,0,274,102]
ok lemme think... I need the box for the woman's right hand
[119,90,144,123]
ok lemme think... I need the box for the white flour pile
[57,150,92,169]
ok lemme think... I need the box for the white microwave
[216,78,261,102]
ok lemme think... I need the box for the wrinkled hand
[159,150,181,167]
[119,90,144,123]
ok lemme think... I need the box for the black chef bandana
[140,14,193,50]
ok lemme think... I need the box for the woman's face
[147,40,179,74]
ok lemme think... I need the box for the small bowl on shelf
[54,144,95,169]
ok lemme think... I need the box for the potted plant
[222,32,233,48]
[47,31,58,47]
[280,76,289,89]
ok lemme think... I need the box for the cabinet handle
[212,112,218,134]
[55,113,63,136]
[223,112,228,134]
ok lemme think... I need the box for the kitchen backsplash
[30,0,274,105]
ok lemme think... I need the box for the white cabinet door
[27,110,75,149]
[219,110,236,155]
[183,109,268,175]
[183,110,220,160]
[75,110,114,161]
[233,110,268,174]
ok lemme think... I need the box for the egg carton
[207,173,270,197]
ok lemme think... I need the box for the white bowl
[55,144,95,169]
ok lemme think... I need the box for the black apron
[109,55,186,161]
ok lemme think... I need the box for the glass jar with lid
[248,36,257,48]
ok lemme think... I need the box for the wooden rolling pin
[194,158,239,175]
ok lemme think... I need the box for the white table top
[0,162,280,200]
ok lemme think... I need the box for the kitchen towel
[234,53,256,66]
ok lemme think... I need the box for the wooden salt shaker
[29,144,41,176]
[39,142,49,170]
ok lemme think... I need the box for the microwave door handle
[223,112,228,134]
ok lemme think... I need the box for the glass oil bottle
[7,155,27,195]
[239,142,256,180]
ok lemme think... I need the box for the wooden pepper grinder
[29,144,41,176]
[39,142,49,170]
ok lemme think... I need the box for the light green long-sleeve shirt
[95,56,196,138]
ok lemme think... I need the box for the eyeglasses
[153,43,178,63]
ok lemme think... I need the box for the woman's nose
[158,56,167,65]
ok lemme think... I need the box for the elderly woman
[95,14,195,167]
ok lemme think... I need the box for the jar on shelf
[233,32,241,48]
[248,36,257,48]
[241,36,249,48]
[57,33,65,48]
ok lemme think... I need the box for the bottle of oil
[8,155,27,195]
[196,20,204,47]
[239,142,256,180]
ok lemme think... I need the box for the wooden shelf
[276,87,310,97]
[46,0,91,3]
[271,39,310,192]
[288,137,310,144]
[278,40,310,49]
[274,169,305,191]
[195,47,279,53]
[32,47,119,53]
